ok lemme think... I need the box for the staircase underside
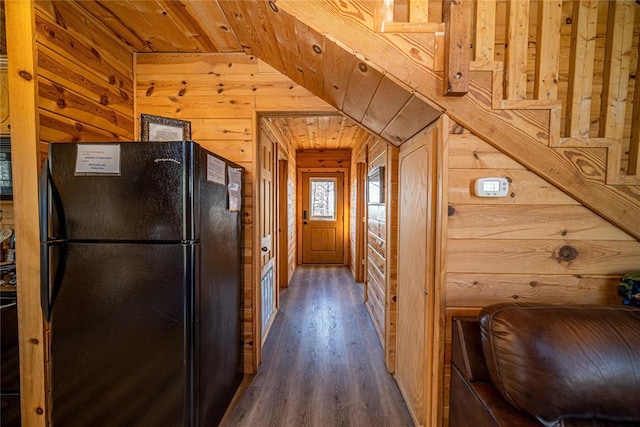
[218,0,640,241]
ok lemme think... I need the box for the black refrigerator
[39,141,243,426]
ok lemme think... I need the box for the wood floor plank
[222,265,413,426]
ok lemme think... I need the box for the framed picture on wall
[367,166,385,205]
[140,114,191,142]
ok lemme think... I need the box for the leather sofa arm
[450,316,539,427]
[451,317,490,382]
[479,303,640,425]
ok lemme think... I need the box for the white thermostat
[475,177,509,197]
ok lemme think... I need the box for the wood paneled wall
[296,148,352,169]
[364,137,399,370]
[135,52,331,372]
[284,146,297,285]
[442,121,640,421]
[35,1,135,150]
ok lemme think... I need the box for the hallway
[222,265,414,426]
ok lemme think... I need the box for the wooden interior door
[259,129,277,343]
[301,172,344,264]
[277,157,289,289]
[395,127,437,426]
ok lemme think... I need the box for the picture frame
[140,114,191,142]
[367,166,385,205]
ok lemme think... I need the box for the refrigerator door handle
[39,158,50,243]
[40,241,51,321]
[39,159,52,320]
[40,241,67,322]
[39,159,66,321]
[39,158,67,241]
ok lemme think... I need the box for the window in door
[310,178,337,221]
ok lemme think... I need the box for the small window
[310,177,336,220]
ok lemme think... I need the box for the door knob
[261,246,268,252]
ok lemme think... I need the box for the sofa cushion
[479,303,640,426]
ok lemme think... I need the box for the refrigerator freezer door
[49,242,195,427]
[47,142,198,242]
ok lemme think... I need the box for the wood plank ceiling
[67,0,441,149]
[269,115,372,151]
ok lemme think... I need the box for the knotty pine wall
[35,1,135,151]
[282,137,298,289]
[296,149,352,169]
[442,122,640,420]
[135,52,331,372]
[286,150,297,284]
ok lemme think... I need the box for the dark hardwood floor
[221,265,414,426]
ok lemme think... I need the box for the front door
[301,172,345,264]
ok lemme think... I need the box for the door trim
[277,157,289,289]
[355,162,367,282]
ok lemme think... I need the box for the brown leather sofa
[449,303,640,427]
